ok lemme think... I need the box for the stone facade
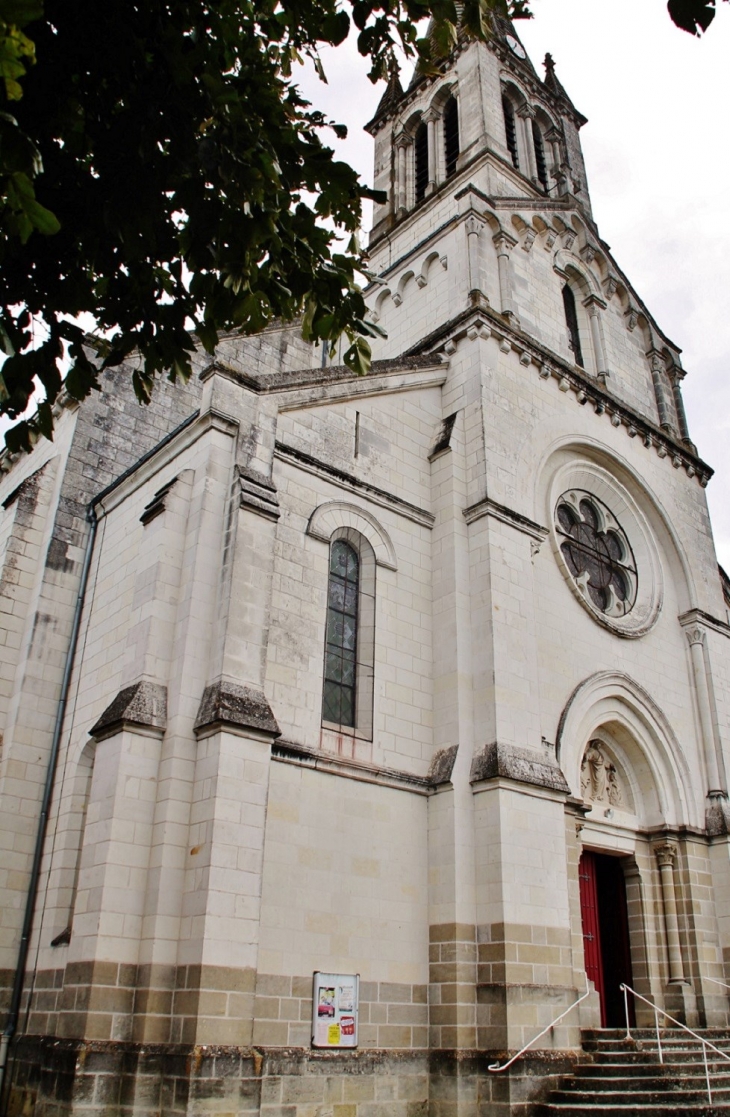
[2,18,730,1117]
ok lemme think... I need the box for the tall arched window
[532,120,548,191]
[321,531,376,738]
[502,96,519,169]
[444,96,459,177]
[323,540,359,727]
[415,120,428,202]
[562,283,584,368]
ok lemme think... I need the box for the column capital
[684,624,707,648]
[465,213,485,237]
[493,230,517,253]
[516,102,536,119]
[582,293,607,312]
[655,841,678,868]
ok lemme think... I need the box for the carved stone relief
[580,739,623,808]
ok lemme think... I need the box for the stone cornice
[405,303,713,487]
[272,739,431,795]
[274,441,435,528]
[678,608,730,639]
[462,496,548,541]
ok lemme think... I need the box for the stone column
[684,623,727,799]
[493,232,518,321]
[670,367,695,449]
[546,127,562,190]
[648,350,674,433]
[583,295,609,381]
[655,842,686,984]
[425,111,437,195]
[517,104,537,182]
[465,212,485,299]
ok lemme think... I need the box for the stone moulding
[470,741,571,793]
[89,681,167,740]
[463,496,548,542]
[405,301,712,488]
[237,465,280,521]
[194,679,281,738]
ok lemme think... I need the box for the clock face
[505,34,526,59]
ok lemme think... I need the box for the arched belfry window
[532,120,548,191]
[562,282,584,368]
[322,533,375,737]
[444,96,459,177]
[502,96,519,169]
[415,120,428,202]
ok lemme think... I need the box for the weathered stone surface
[194,679,281,737]
[469,742,570,793]
[427,745,458,787]
[89,680,167,738]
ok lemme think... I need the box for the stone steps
[536,1029,730,1114]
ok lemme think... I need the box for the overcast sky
[301,0,730,570]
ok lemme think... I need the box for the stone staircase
[536,1028,730,1114]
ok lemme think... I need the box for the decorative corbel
[604,274,619,299]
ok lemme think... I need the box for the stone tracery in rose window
[555,491,637,617]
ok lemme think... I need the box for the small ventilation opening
[444,97,459,177]
[415,121,428,202]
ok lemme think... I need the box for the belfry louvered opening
[502,96,519,169]
[415,121,429,202]
[444,96,459,177]
[532,119,548,191]
[562,282,585,368]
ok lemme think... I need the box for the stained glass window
[556,494,637,616]
[323,541,359,727]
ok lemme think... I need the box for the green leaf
[21,193,60,235]
[343,335,372,376]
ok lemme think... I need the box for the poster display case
[311,972,359,1048]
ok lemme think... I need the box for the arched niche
[306,501,397,571]
[556,670,699,829]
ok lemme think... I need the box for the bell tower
[365,19,592,248]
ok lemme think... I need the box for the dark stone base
[4,1036,579,1117]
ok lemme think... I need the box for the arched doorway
[579,848,634,1027]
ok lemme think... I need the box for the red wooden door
[579,850,606,1026]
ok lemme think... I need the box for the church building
[2,17,730,1117]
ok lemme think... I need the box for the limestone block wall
[0,362,202,1013]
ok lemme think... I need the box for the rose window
[555,492,637,617]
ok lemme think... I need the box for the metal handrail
[707,976,730,992]
[487,984,591,1073]
[620,982,730,1105]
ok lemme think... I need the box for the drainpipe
[0,506,98,1113]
